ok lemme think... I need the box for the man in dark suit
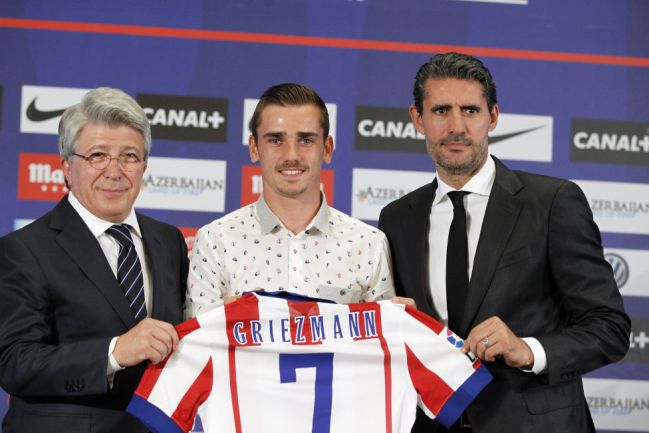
[379,53,630,433]
[0,87,188,432]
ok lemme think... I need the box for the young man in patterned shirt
[185,83,410,317]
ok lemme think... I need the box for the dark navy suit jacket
[379,157,630,433]
[0,197,188,433]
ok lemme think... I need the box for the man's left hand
[461,316,534,368]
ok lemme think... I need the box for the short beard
[428,135,488,177]
[436,152,483,176]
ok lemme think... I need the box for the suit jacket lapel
[406,180,437,317]
[138,215,166,320]
[461,158,523,335]
[51,198,136,329]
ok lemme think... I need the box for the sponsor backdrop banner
[1,1,648,432]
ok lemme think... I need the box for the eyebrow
[430,104,481,111]
[262,131,320,139]
[263,131,286,140]
[462,104,481,111]
[431,104,451,112]
[84,143,141,151]
[297,131,319,139]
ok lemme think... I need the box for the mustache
[276,160,307,171]
[439,134,473,146]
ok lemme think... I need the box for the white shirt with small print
[185,195,395,318]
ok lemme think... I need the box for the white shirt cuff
[107,336,125,375]
[521,337,547,374]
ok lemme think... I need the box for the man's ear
[322,136,334,164]
[409,105,424,134]
[61,158,72,189]
[248,134,259,163]
[488,104,499,132]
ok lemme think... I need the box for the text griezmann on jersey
[230,309,378,345]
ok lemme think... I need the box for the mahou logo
[240,165,334,207]
[18,153,68,201]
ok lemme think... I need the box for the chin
[98,205,131,222]
[278,187,308,198]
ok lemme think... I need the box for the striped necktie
[106,224,147,321]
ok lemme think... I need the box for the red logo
[178,226,199,257]
[18,153,68,201]
[240,165,334,207]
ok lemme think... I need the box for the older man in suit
[0,87,188,432]
[379,53,630,433]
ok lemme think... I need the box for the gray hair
[58,87,151,159]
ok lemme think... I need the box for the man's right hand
[112,318,179,367]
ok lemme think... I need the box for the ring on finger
[481,336,490,348]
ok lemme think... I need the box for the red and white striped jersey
[127,292,491,433]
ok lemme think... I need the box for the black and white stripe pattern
[106,224,147,321]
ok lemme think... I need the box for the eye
[300,137,314,144]
[87,152,108,162]
[121,152,141,163]
[433,107,447,115]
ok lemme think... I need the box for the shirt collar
[433,154,496,206]
[256,193,331,236]
[67,192,142,239]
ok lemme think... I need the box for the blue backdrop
[1,1,648,432]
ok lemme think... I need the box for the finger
[149,328,175,355]
[461,331,478,354]
[146,338,172,364]
[146,320,180,350]
[224,296,240,304]
[482,339,501,362]
[462,332,483,355]
[473,333,496,360]
[475,337,487,360]
[463,328,486,355]
[391,297,416,307]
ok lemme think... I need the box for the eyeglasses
[71,152,146,172]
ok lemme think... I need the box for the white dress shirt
[68,193,152,376]
[428,156,546,374]
[185,194,395,318]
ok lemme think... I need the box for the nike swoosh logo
[26,98,67,122]
[489,125,546,145]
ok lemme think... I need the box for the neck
[264,191,322,234]
[437,155,489,190]
[438,172,473,190]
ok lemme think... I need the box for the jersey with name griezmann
[127,291,491,433]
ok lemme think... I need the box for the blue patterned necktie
[106,224,147,321]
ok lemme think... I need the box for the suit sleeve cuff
[521,337,547,374]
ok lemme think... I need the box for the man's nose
[447,110,467,135]
[283,140,300,160]
[103,156,123,177]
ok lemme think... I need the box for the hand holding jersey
[461,316,534,368]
